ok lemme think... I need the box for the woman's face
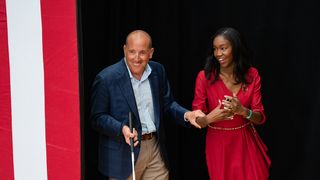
[213,35,233,68]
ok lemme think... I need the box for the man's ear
[149,48,154,58]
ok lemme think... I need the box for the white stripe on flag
[6,0,48,179]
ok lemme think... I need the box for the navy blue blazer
[90,58,189,179]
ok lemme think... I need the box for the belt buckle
[142,132,154,141]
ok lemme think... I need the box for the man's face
[123,35,154,80]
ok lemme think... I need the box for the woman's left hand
[223,94,246,115]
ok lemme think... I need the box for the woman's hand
[207,100,234,122]
[223,94,247,117]
[224,93,263,124]
[196,100,234,128]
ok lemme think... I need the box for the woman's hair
[204,27,252,84]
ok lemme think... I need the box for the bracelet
[246,109,253,119]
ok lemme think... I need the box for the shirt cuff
[184,112,189,122]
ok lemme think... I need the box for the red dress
[192,67,271,180]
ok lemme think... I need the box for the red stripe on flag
[40,0,80,179]
[0,0,15,179]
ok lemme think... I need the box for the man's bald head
[125,30,153,48]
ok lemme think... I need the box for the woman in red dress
[193,27,271,180]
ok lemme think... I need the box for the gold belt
[208,121,251,131]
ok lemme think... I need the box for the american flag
[0,0,80,179]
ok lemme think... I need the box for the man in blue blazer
[90,30,204,180]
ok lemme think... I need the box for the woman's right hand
[195,100,233,128]
[205,100,234,123]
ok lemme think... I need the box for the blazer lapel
[116,60,139,120]
[148,70,160,130]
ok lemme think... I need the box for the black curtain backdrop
[79,0,320,179]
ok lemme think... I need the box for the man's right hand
[122,125,139,146]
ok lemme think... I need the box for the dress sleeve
[250,68,267,124]
[192,71,209,113]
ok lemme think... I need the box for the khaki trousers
[110,137,168,180]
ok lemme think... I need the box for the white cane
[128,112,136,180]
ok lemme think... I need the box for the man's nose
[134,52,141,59]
